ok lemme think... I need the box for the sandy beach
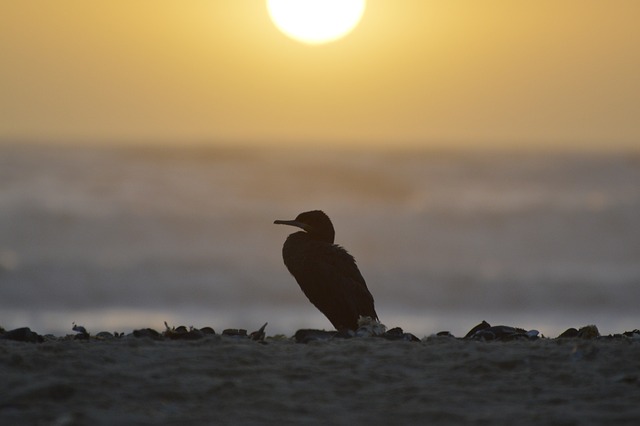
[1,331,639,426]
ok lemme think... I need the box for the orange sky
[1,0,638,150]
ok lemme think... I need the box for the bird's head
[274,210,335,243]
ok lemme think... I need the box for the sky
[1,0,639,150]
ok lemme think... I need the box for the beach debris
[132,325,211,340]
[222,328,248,337]
[294,326,420,343]
[464,321,539,341]
[381,327,420,342]
[3,320,631,343]
[163,322,205,340]
[200,327,216,335]
[525,330,540,339]
[249,323,268,342]
[577,325,600,339]
[355,316,387,337]
[72,323,90,340]
[132,328,163,340]
[294,329,338,343]
[464,320,491,339]
[0,327,44,343]
[558,328,579,338]
[95,331,115,340]
[558,325,600,339]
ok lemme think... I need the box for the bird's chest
[281,237,334,277]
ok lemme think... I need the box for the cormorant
[274,210,378,331]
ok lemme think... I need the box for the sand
[1,334,639,426]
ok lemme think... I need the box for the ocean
[1,143,638,337]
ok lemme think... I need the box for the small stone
[464,321,491,339]
[222,329,248,337]
[577,325,600,339]
[558,328,579,338]
[0,327,43,343]
[133,328,162,339]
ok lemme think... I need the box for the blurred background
[1,1,638,336]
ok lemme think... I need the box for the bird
[274,210,378,331]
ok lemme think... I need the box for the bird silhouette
[274,210,378,331]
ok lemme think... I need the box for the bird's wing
[296,243,378,329]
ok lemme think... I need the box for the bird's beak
[274,219,311,232]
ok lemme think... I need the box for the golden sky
[1,0,638,150]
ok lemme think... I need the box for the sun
[267,0,366,45]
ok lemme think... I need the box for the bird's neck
[309,231,334,244]
[288,230,334,244]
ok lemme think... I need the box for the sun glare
[267,0,366,45]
